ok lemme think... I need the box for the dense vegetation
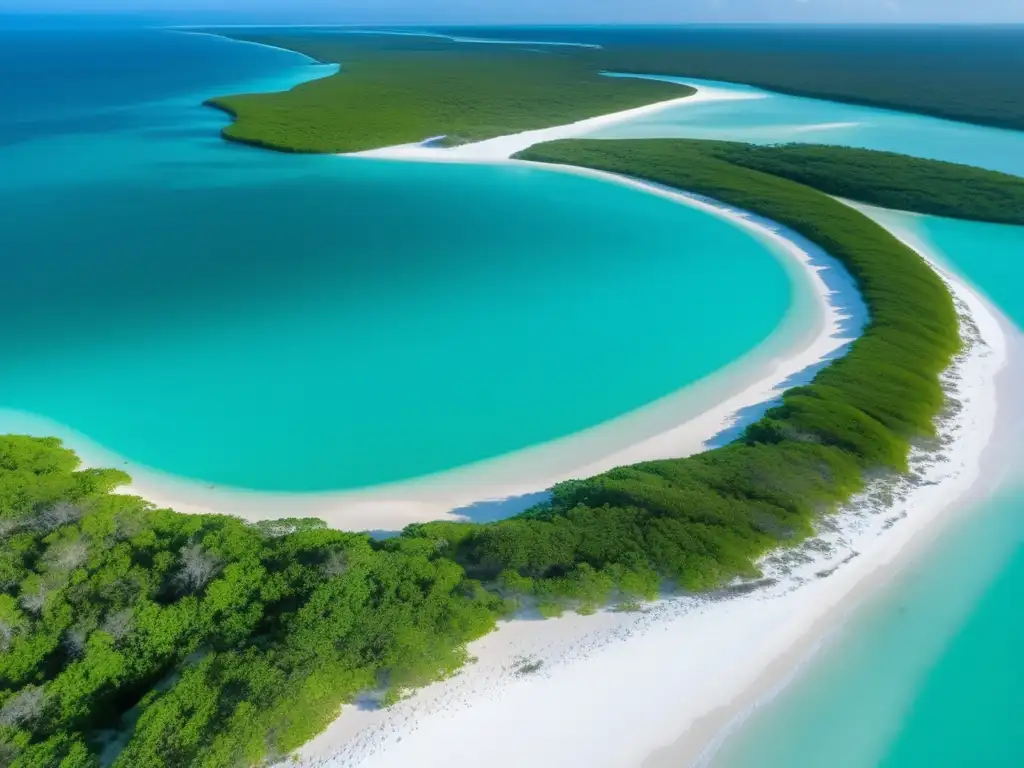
[0,437,503,767]
[4,140,979,765]
[707,144,1024,225]
[426,24,1024,132]
[204,34,687,153]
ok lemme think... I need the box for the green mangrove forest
[8,139,1020,766]
[0,438,502,767]
[205,36,688,153]
[700,143,1024,226]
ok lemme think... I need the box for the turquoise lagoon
[0,27,797,492]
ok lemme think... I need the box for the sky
[2,0,1024,25]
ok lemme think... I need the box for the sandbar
[278,201,1016,768]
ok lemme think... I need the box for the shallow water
[0,26,797,491]
[707,210,1024,768]
[589,74,1024,177]
[709,484,1024,768]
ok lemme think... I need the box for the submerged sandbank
[0,163,859,533]
[279,203,1013,768]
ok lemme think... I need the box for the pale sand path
[0,89,860,533]
[349,82,765,162]
[282,202,1015,768]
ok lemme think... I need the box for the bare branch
[114,511,146,542]
[32,501,85,533]
[100,609,133,642]
[0,686,45,728]
[0,517,23,539]
[321,550,350,578]
[63,626,88,659]
[42,538,89,573]
[174,542,222,593]
[19,583,49,616]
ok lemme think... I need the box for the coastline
[280,201,1013,768]
[649,205,1018,767]
[0,164,860,533]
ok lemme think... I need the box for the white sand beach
[350,81,765,162]
[278,201,1014,768]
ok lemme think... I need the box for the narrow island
[202,35,691,153]
[6,124,1024,767]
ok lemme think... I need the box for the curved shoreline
[0,166,859,533]
[280,202,1012,768]
[647,201,1015,768]
[184,31,343,149]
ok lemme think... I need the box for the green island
[206,27,1024,151]
[8,138,1024,766]
[204,36,688,153]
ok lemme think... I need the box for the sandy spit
[279,202,1013,768]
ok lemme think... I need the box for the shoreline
[647,202,1019,767]
[0,165,860,534]
[281,202,1013,768]
[174,29,328,67]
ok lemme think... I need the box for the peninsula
[203,35,690,153]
